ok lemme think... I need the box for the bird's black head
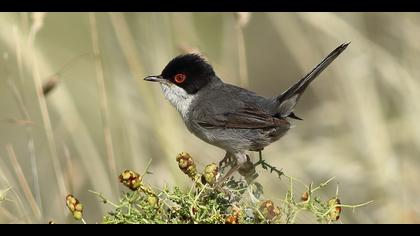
[144,54,216,94]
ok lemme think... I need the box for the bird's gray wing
[193,103,289,129]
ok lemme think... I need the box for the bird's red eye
[174,73,186,84]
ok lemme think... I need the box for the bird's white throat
[160,83,195,118]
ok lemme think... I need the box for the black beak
[144,75,165,82]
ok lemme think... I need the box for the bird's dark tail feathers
[275,42,350,119]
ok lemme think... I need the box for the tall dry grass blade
[0,186,13,202]
[107,13,164,170]
[89,12,118,193]
[0,161,30,223]
[267,13,324,75]
[7,78,31,123]
[9,26,44,216]
[19,12,29,38]
[26,139,42,213]
[63,143,74,193]
[10,188,32,223]
[294,12,412,223]
[235,12,250,88]
[5,144,41,221]
[7,81,43,214]
[108,13,155,111]
[297,13,398,164]
[0,206,20,223]
[108,12,190,185]
[42,52,92,96]
[13,25,25,93]
[27,12,68,214]
[50,87,116,212]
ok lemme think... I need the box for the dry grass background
[0,12,419,224]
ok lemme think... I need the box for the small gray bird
[144,43,349,183]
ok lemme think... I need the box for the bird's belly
[186,122,290,152]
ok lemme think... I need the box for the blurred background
[0,12,419,224]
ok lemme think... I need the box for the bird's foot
[215,152,249,187]
[238,155,259,183]
[218,153,260,185]
[218,153,236,173]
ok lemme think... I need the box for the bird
[144,42,350,184]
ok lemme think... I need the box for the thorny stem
[88,190,120,208]
[253,151,284,178]
[321,201,374,217]
[283,174,308,189]
[290,209,301,224]
[311,176,336,193]
[194,184,209,202]
[280,175,374,223]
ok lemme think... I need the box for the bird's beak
[144,75,165,83]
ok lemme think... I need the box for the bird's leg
[218,151,235,173]
[215,152,247,187]
[253,150,265,166]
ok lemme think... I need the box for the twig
[88,190,119,208]
[311,176,336,193]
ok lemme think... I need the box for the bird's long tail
[275,42,350,119]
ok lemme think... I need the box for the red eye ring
[174,73,186,84]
